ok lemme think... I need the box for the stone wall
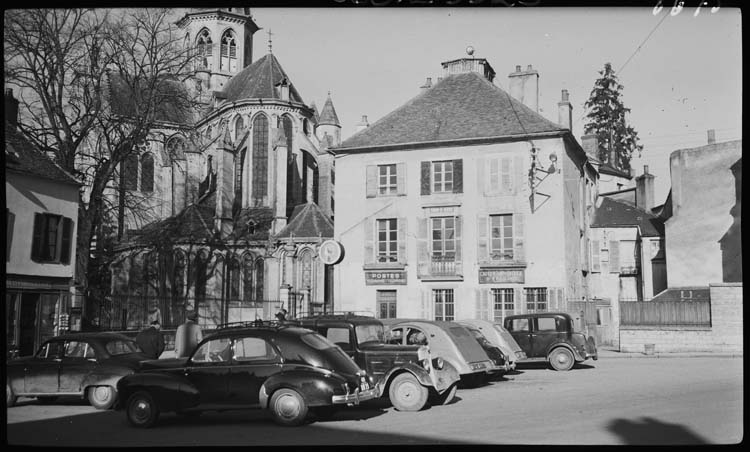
[619,283,742,353]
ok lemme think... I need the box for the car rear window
[449,327,471,338]
[106,340,141,356]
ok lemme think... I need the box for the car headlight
[432,357,444,370]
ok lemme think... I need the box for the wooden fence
[620,301,711,326]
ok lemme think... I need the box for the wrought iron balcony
[430,254,458,276]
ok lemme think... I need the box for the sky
[195,6,742,204]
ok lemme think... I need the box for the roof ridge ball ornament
[466,46,475,57]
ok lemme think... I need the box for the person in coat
[174,310,203,358]
[135,320,165,359]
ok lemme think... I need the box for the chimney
[635,165,655,212]
[508,64,539,112]
[707,129,716,145]
[420,77,432,93]
[355,115,370,134]
[5,88,19,129]
[581,134,600,162]
[557,89,572,130]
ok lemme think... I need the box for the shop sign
[365,270,407,285]
[478,268,525,284]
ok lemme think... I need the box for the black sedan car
[6,332,149,409]
[116,323,379,427]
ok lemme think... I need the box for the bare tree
[4,9,200,306]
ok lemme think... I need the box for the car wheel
[88,385,117,410]
[269,388,308,426]
[126,391,160,428]
[549,348,574,371]
[388,373,428,412]
[7,383,17,408]
[312,406,338,420]
[433,383,457,406]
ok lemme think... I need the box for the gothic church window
[196,29,212,70]
[228,257,241,301]
[122,154,138,191]
[254,258,264,301]
[220,29,237,72]
[234,115,245,142]
[243,254,255,303]
[141,153,155,193]
[251,114,269,206]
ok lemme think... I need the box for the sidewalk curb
[598,351,743,359]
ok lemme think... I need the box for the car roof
[297,315,383,326]
[46,332,135,342]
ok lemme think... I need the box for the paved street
[6,355,742,445]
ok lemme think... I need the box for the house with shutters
[5,89,81,356]
[331,57,598,322]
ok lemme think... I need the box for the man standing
[135,320,165,359]
[175,310,203,358]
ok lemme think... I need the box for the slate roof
[338,71,567,150]
[221,54,304,104]
[318,95,340,127]
[5,124,80,185]
[591,196,664,237]
[107,72,197,125]
[275,202,333,241]
[229,207,275,241]
[125,198,217,246]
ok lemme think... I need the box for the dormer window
[220,30,237,72]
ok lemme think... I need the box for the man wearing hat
[136,320,165,359]
[175,310,203,358]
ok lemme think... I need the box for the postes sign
[365,270,407,285]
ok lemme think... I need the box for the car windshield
[105,339,142,356]
[355,324,384,345]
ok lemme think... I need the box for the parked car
[381,319,497,387]
[115,323,379,427]
[6,332,149,410]
[462,325,511,376]
[295,314,460,411]
[503,312,598,371]
[456,319,527,369]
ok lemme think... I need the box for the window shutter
[514,213,525,262]
[477,157,486,196]
[31,213,44,262]
[609,240,620,273]
[364,219,374,265]
[420,161,431,195]
[398,217,407,264]
[477,215,488,263]
[513,155,524,194]
[502,157,513,194]
[453,159,463,193]
[417,217,429,276]
[591,239,601,272]
[454,215,462,274]
[365,165,377,198]
[60,218,74,264]
[515,287,524,314]
[396,162,406,195]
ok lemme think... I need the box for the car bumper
[332,387,380,406]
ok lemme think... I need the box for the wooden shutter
[398,217,407,264]
[417,218,429,276]
[513,154,524,194]
[477,215,488,263]
[591,239,601,272]
[365,165,378,198]
[609,240,620,273]
[364,218,374,265]
[60,218,74,264]
[501,157,513,194]
[454,215,462,274]
[420,161,431,195]
[31,213,44,262]
[513,212,525,262]
[453,159,463,193]
[477,157,486,196]
[396,162,406,195]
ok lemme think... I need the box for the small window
[37,341,64,359]
[326,328,351,350]
[234,337,277,361]
[508,318,529,332]
[378,164,398,195]
[376,219,398,262]
[192,337,232,363]
[490,214,514,260]
[432,161,454,193]
[536,317,557,332]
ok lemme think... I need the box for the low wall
[619,283,743,353]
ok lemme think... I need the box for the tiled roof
[275,202,333,240]
[107,72,197,125]
[318,95,340,127]
[5,125,79,185]
[229,207,274,241]
[221,54,304,104]
[591,196,664,237]
[338,71,566,150]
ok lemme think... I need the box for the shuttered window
[31,213,74,264]
[421,159,463,195]
[492,288,514,322]
[490,214,514,260]
[376,219,398,263]
[378,164,397,195]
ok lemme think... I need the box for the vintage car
[457,319,527,369]
[6,332,149,410]
[462,325,511,376]
[115,323,379,427]
[295,314,460,411]
[503,312,598,371]
[381,319,497,387]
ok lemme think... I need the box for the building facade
[332,57,597,323]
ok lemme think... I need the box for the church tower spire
[317,92,341,147]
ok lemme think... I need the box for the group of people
[135,309,203,359]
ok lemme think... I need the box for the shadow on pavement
[607,417,708,445]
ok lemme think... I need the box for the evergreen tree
[583,63,643,172]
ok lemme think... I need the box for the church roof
[221,53,305,104]
[338,71,567,150]
[591,196,664,237]
[5,124,80,185]
[275,202,333,241]
[318,94,340,127]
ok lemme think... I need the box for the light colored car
[457,319,527,369]
[381,319,496,387]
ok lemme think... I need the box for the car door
[58,340,97,393]
[531,316,558,357]
[227,336,282,406]
[24,340,64,393]
[506,317,534,357]
[184,337,232,408]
